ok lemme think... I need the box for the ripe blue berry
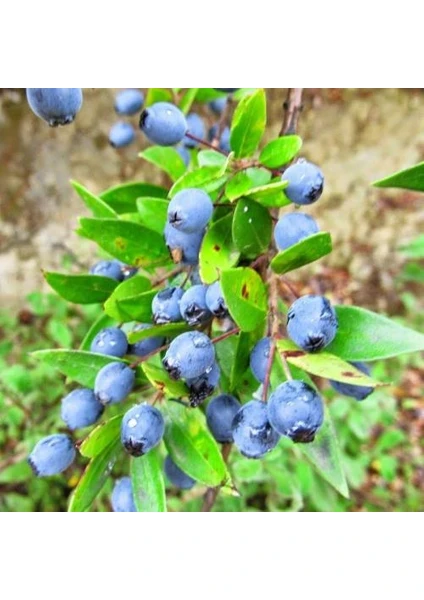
[109,122,135,148]
[121,404,165,457]
[330,362,374,401]
[167,188,213,234]
[268,380,324,443]
[209,97,227,115]
[28,434,76,476]
[164,223,204,266]
[232,401,280,459]
[179,285,212,326]
[206,394,241,443]
[90,260,123,281]
[26,88,83,126]
[164,456,196,489]
[282,159,324,206]
[119,263,138,280]
[287,295,338,352]
[184,113,206,148]
[111,477,136,512]
[205,281,228,318]
[176,144,190,167]
[213,88,239,93]
[250,337,271,384]
[139,102,187,146]
[163,331,215,380]
[61,388,104,430]
[90,327,128,358]
[274,213,320,251]
[186,361,221,407]
[152,287,184,325]
[128,324,165,357]
[114,89,144,116]
[94,362,135,405]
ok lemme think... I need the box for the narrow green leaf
[259,135,302,169]
[270,232,332,275]
[197,150,227,167]
[78,218,168,267]
[230,89,266,158]
[127,321,190,344]
[199,213,240,284]
[79,312,117,351]
[399,234,424,259]
[43,272,118,304]
[136,197,169,234]
[373,161,424,191]
[225,171,253,201]
[71,181,118,219]
[243,180,291,208]
[139,147,186,181]
[100,182,167,214]
[195,88,225,103]
[163,401,229,487]
[104,276,154,322]
[230,332,254,391]
[142,362,188,397]
[327,305,424,360]
[220,267,267,332]
[170,166,228,197]
[131,449,167,512]
[69,440,121,512]
[232,198,272,258]
[80,414,123,458]
[179,88,199,114]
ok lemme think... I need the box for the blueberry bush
[23,88,424,512]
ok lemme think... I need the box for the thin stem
[212,327,240,345]
[280,276,299,301]
[280,353,293,381]
[184,132,228,156]
[201,443,232,512]
[262,274,280,401]
[152,267,184,288]
[262,340,276,402]
[129,343,169,369]
[280,88,304,136]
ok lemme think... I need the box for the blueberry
[26,88,83,127]
[119,263,138,280]
[90,260,123,281]
[114,89,144,116]
[268,380,324,443]
[232,401,280,459]
[213,88,239,93]
[282,159,324,206]
[250,337,271,384]
[206,394,241,443]
[163,331,215,380]
[179,285,212,326]
[164,456,196,490]
[164,223,204,266]
[94,362,135,405]
[28,434,76,476]
[186,361,221,407]
[208,125,231,153]
[330,362,374,401]
[109,122,135,148]
[61,388,104,430]
[111,477,136,512]
[184,113,206,148]
[121,404,165,457]
[205,281,228,318]
[139,102,187,146]
[90,327,128,358]
[152,287,184,325]
[287,295,338,352]
[128,324,165,357]
[209,97,227,115]
[167,188,213,234]
[175,144,190,167]
[274,213,320,251]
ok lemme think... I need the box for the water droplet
[128,418,137,428]
[243,206,249,213]
[248,218,252,224]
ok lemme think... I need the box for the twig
[0,451,27,472]
[129,343,169,369]
[152,267,184,287]
[201,443,232,512]
[211,327,240,345]
[184,132,228,156]
[262,274,280,401]
[280,276,299,301]
[280,88,304,136]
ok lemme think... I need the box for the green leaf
[373,161,424,191]
[230,89,266,158]
[100,182,167,214]
[232,198,272,258]
[170,166,228,197]
[145,88,173,106]
[71,180,117,219]
[298,410,349,498]
[131,449,167,512]
[136,197,168,235]
[80,414,123,458]
[259,135,302,169]
[69,440,121,512]
[163,401,229,486]
[277,339,383,387]
[197,150,227,167]
[243,180,290,208]
[229,331,254,391]
[225,171,253,201]
[46,318,73,348]
[270,232,333,275]
[199,213,240,284]
[31,349,145,387]
[142,362,188,397]
[79,312,117,351]
[104,276,154,322]
[139,147,186,181]
[127,322,190,344]
[220,267,267,332]
[195,88,225,103]
[326,305,424,361]
[179,88,199,114]
[78,218,168,267]
[43,272,118,304]
[399,234,424,259]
